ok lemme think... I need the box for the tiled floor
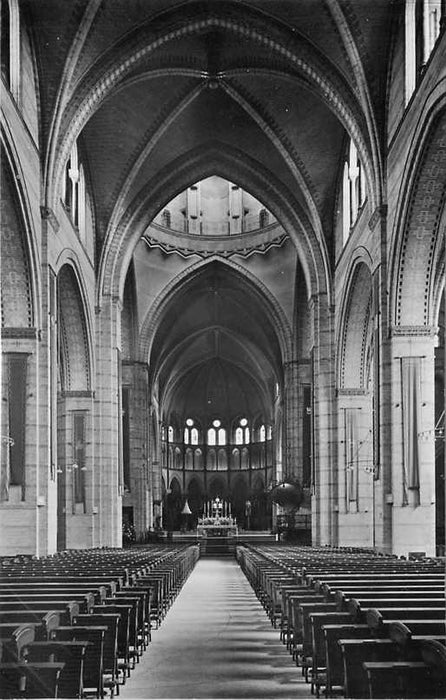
[120,558,311,698]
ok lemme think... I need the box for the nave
[120,558,307,699]
[0,542,444,699]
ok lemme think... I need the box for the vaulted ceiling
[25,0,393,418]
[28,0,391,252]
[149,262,283,420]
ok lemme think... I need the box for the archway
[337,260,375,547]
[164,477,182,532]
[187,478,203,528]
[251,476,269,531]
[231,475,248,529]
[56,263,92,551]
[208,477,226,501]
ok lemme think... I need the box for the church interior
[0,0,445,698]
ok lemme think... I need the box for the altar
[197,497,238,538]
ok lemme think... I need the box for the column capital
[390,325,438,338]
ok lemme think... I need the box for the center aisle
[121,557,311,699]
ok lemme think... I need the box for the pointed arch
[1,138,39,330]
[99,143,329,311]
[338,258,373,390]
[390,101,446,328]
[138,254,293,369]
[47,1,378,222]
[57,264,92,391]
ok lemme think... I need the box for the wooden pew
[308,611,353,697]
[286,590,325,656]
[0,601,80,625]
[116,587,152,646]
[76,613,120,696]
[0,610,64,635]
[53,626,105,699]
[0,660,65,698]
[294,602,338,679]
[339,638,401,698]
[26,640,89,699]
[0,624,35,662]
[0,592,95,614]
[0,583,108,603]
[362,660,436,699]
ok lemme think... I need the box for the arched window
[235,418,249,444]
[194,448,203,470]
[259,424,266,442]
[161,425,166,441]
[267,425,272,440]
[241,447,249,470]
[161,209,171,228]
[231,448,241,470]
[207,428,216,446]
[78,164,86,243]
[185,448,193,470]
[217,448,228,470]
[184,418,198,445]
[405,0,442,104]
[207,448,217,470]
[259,208,269,228]
[208,419,225,445]
[342,139,365,245]
[1,0,19,99]
[168,426,174,442]
[174,447,182,470]
[1,0,11,87]
[63,140,86,240]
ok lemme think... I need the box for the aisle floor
[120,558,311,699]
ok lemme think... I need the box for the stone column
[94,296,122,547]
[122,362,150,537]
[371,261,393,554]
[0,335,42,555]
[310,293,337,546]
[283,359,300,480]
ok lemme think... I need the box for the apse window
[235,418,250,445]
[184,418,199,445]
[207,419,226,446]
